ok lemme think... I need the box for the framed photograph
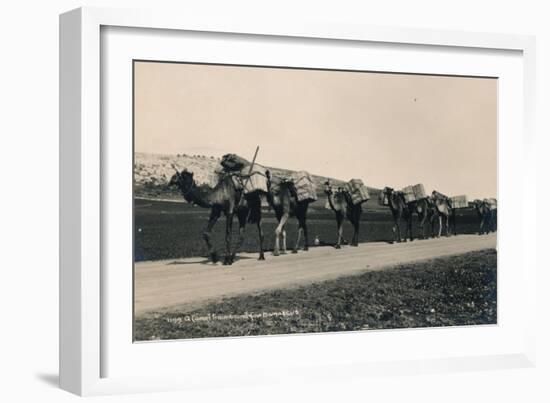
[60,7,537,396]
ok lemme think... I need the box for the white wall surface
[0,0,548,402]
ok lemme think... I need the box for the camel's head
[168,169,194,193]
[431,190,447,203]
[379,187,394,206]
[324,180,332,195]
[472,199,487,211]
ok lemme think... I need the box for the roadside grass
[134,249,497,341]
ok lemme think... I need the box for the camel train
[168,153,319,265]
[379,187,455,243]
[168,152,496,265]
[379,186,497,243]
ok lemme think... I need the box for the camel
[431,191,451,237]
[265,170,312,256]
[447,200,458,236]
[484,199,498,232]
[490,207,498,232]
[324,181,363,248]
[472,199,492,235]
[407,197,438,239]
[168,168,265,265]
[381,187,414,243]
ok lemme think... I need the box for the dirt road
[134,233,497,315]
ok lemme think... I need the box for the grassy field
[134,249,497,341]
[134,198,483,261]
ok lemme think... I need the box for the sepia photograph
[132,60,498,342]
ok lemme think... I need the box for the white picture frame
[60,6,537,396]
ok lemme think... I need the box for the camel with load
[168,156,266,265]
[265,170,314,256]
[324,180,364,248]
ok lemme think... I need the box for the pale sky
[134,61,497,199]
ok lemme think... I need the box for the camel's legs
[274,213,289,256]
[418,212,427,239]
[438,216,443,237]
[282,229,287,254]
[293,225,303,253]
[479,216,485,235]
[451,210,457,236]
[302,223,309,251]
[352,221,359,246]
[257,219,265,260]
[292,217,308,253]
[407,217,414,241]
[223,213,234,265]
[335,214,344,248]
[302,210,310,251]
[203,207,222,262]
[393,217,402,243]
[231,211,248,262]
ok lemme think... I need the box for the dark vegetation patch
[134,249,497,341]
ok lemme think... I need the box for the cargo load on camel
[219,153,269,194]
[450,195,468,209]
[220,153,249,172]
[485,198,497,210]
[240,166,268,194]
[344,179,370,205]
[431,190,448,201]
[290,171,317,202]
[401,183,426,203]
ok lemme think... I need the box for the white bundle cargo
[485,198,498,210]
[450,195,468,209]
[401,186,416,203]
[227,162,269,194]
[412,183,426,199]
[291,170,317,202]
[241,164,268,194]
[344,179,370,205]
[432,190,448,201]
[401,183,426,203]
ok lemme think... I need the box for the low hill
[134,153,385,210]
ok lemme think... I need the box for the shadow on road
[167,255,257,265]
